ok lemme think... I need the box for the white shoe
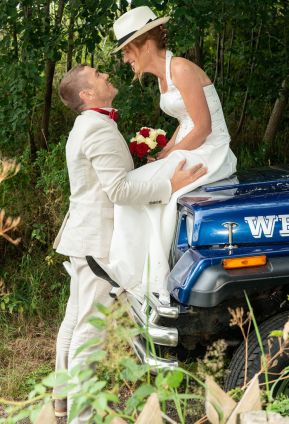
[109,286,124,298]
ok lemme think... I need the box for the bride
[97,6,237,303]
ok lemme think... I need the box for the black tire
[224,311,289,392]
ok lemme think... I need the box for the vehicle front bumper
[120,292,180,370]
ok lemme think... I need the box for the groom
[53,64,206,422]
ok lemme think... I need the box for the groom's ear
[79,89,92,102]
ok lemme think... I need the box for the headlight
[186,213,194,246]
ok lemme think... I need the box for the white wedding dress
[98,51,237,302]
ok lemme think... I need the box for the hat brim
[112,16,170,53]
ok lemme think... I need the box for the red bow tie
[89,108,118,121]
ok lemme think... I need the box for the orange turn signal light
[223,255,267,270]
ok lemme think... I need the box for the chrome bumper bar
[124,292,179,347]
[131,336,178,371]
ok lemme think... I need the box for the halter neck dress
[98,50,237,303]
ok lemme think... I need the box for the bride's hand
[171,161,207,193]
[157,149,170,160]
[147,156,156,162]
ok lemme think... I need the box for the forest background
[0,0,288,400]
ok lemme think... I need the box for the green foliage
[0,0,288,158]
[0,303,204,424]
[18,364,54,399]
[0,2,288,294]
[197,339,227,385]
[0,1,288,416]
[267,394,289,416]
[245,292,271,401]
[35,136,69,210]
[0,252,69,319]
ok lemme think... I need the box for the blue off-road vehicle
[125,166,289,390]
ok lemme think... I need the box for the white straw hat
[112,6,170,53]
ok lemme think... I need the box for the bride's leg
[105,152,207,301]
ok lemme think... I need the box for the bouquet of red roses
[129,127,167,165]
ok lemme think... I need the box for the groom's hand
[171,160,207,193]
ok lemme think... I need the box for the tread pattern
[224,311,289,391]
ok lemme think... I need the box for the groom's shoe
[53,399,67,417]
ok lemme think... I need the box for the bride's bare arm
[165,125,180,150]
[158,58,212,158]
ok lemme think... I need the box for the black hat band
[116,18,157,47]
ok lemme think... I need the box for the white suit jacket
[53,110,172,258]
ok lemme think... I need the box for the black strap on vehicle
[86,256,120,288]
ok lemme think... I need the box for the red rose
[136,142,150,158]
[156,134,167,147]
[129,141,138,155]
[139,127,150,138]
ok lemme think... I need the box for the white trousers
[54,256,114,424]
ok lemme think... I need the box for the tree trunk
[29,127,37,162]
[12,24,18,59]
[21,2,33,62]
[226,28,234,101]
[213,33,220,84]
[41,59,56,148]
[220,26,225,104]
[194,36,203,67]
[263,77,289,144]
[66,12,75,72]
[235,23,262,137]
[185,44,201,66]
[40,0,65,147]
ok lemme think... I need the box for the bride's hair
[130,25,168,81]
[132,25,168,50]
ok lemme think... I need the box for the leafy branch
[0,158,21,245]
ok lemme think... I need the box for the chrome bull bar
[122,292,179,370]
[63,261,179,370]
[131,335,178,371]
[124,292,179,348]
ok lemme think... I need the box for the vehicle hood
[178,166,289,247]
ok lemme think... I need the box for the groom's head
[59,64,118,112]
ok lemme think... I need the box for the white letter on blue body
[244,215,278,238]
[278,215,289,237]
